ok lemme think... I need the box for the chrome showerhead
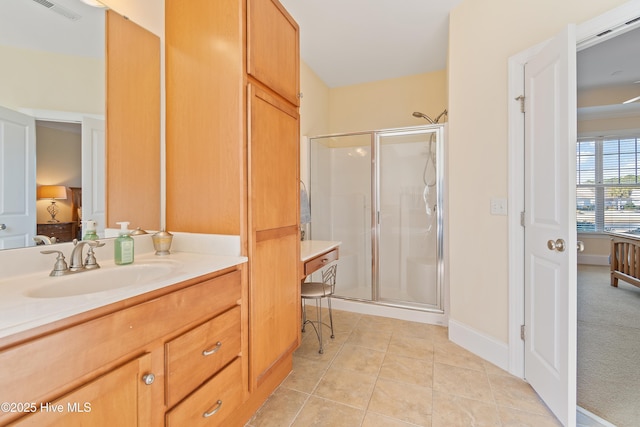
[412,111,435,124]
[413,110,448,124]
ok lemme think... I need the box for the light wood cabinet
[247,0,300,106]
[165,358,243,427]
[10,354,153,427]
[248,84,300,385]
[0,269,243,426]
[165,306,241,407]
[165,0,299,424]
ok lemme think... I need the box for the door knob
[547,239,566,252]
[577,241,584,252]
[0,224,6,231]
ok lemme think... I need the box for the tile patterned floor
[246,309,561,427]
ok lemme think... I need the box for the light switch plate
[490,198,508,215]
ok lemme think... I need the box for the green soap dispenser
[114,221,134,265]
[83,220,99,240]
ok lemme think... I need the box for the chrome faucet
[34,235,57,245]
[41,239,105,276]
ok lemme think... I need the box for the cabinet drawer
[165,306,241,407]
[166,357,243,427]
[304,247,339,276]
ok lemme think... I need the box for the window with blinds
[577,137,640,234]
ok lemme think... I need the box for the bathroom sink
[27,263,175,298]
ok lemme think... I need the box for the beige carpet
[578,265,640,427]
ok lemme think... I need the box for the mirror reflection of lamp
[37,185,68,223]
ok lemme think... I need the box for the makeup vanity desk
[300,240,341,280]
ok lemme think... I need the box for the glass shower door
[376,128,443,310]
[309,133,373,300]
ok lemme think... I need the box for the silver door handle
[547,239,566,252]
[577,241,584,252]
[0,224,6,231]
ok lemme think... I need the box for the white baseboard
[326,298,448,327]
[578,254,609,266]
[448,319,511,373]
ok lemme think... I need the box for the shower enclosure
[308,125,444,312]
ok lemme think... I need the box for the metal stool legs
[301,264,337,354]
[301,296,334,354]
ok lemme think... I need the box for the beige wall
[448,0,630,343]
[299,61,331,185]
[36,125,82,224]
[329,70,447,134]
[0,45,104,114]
[298,63,448,181]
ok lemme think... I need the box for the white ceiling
[280,0,640,102]
[578,25,640,90]
[278,0,464,88]
[0,0,104,59]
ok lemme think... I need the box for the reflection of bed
[610,232,640,288]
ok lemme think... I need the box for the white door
[81,117,106,238]
[0,106,36,249]
[523,26,577,426]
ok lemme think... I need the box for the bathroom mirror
[0,0,160,250]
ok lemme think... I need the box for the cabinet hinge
[515,95,525,113]
[520,324,526,341]
[520,211,525,227]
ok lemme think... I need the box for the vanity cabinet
[0,268,242,426]
[165,0,299,424]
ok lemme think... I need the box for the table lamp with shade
[38,185,67,223]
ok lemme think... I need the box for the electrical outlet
[490,198,508,215]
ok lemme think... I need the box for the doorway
[508,2,640,426]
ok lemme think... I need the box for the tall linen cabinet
[165,0,300,424]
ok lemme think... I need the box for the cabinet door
[247,0,300,106]
[11,353,153,427]
[248,84,300,384]
[165,0,244,235]
[250,231,299,384]
[249,85,299,231]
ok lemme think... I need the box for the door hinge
[520,211,525,227]
[520,324,526,341]
[515,95,525,113]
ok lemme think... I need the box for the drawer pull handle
[321,258,329,263]
[202,341,222,356]
[203,400,223,418]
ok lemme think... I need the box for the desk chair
[301,263,337,354]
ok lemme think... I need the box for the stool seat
[301,282,332,298]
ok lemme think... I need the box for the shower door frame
[308,124,445,313]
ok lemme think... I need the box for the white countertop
[300,240,341,262]
[0,233,247,339]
